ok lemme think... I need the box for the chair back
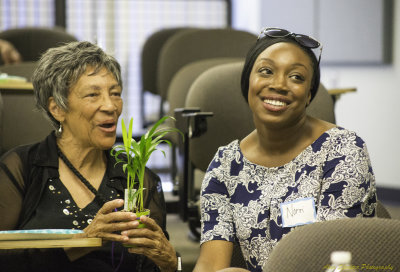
[141,27,195,96]
[0,27,77,65]
[165,57,243,144]
[0,61,37,81]
[263,218,400,272]
[158,28,257,103]
[167,57,244,117]
[185,61,252,171]
[140,27,196,126]
[0,89,52,156]
[307,83,336,124]
[376,200,392,219]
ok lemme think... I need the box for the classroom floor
[167,213,200,272]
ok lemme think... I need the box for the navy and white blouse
[200,127,376,271]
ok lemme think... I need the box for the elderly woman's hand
[122,215,178,272]
[66,199,140,262]
[80,199,140,243]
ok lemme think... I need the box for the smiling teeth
[264,99,287,106]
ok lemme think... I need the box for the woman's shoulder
[206,140,242,170]
[1,142,38,166]
[317,126,368,150]
[309,116,362,142]
[325,126,364,140]
[1,132,56,165]
[214,139,241,156]
[220,139,240,149]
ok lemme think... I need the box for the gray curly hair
[32,41,122,133]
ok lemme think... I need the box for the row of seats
[140,27,257,127]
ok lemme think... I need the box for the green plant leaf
[110,115,182,212]
[147,116,172,137]
[127,118,133,149]
[121,118,128,152]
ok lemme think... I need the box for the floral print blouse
[200,127,376,271]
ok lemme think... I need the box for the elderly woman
[194,28,376,272]
[0,41,177,272]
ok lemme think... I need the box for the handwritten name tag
[280,197,316,228]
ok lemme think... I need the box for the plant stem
[138,164,145,211]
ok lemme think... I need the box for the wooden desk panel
[0,81,33,90]
[0,238,102,249]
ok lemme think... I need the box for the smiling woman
[194,28,377,272]
[0,41,177,272]
[49,66,123,151]
[247,42,313,131]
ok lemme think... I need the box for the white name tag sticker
[280,197,316,228]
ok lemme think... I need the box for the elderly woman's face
[62,66,122,149]
[248,42,313,128]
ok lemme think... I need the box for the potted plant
[111,116,181,228]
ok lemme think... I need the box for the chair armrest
[173,108,213,222]
[174,107,201,134]
[181,111,214,138]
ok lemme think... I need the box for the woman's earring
[58,123,62,134]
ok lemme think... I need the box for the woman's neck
[241,115,335,167]
[254,115,311,155]
[56,137,106,171]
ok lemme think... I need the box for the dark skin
[123,215,178,272]
[242,116,334,168]
[66,199,137,261]
[242,42,335,168]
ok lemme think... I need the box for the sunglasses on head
[257,27,323,65]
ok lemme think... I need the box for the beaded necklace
[56,146,107,206]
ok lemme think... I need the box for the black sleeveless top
[23,175,119,230]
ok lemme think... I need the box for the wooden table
[328,87,357,96]
[0,81,33,91]
[328,87,357,103]
[0,238,102,249]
